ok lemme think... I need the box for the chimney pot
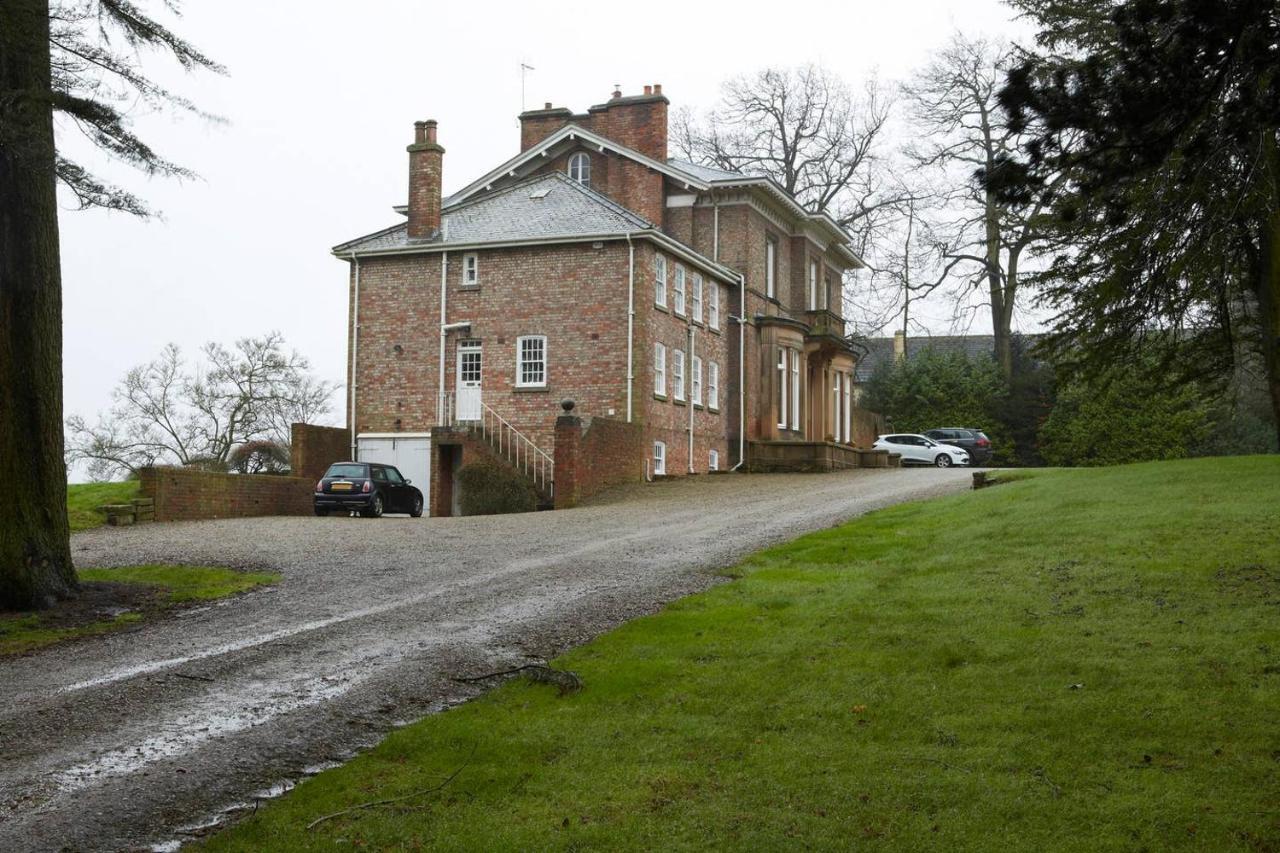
[611,85,622,99]
[653,83,662,95]
[643,85,652,95]
[544,101,552,109]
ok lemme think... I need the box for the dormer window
[568,152,591,187]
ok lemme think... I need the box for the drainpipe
[688,324,696,473]
[625,233,635,422]
[712,197,720,263]
[731,272,747,471]
[348,253,360,459]
[437,251,449,421]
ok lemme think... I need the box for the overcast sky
[58,0,1034,471]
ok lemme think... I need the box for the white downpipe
[625,233,635,422]
[731,272,747,471]
[688,324,696,473]
[437,251,449,421]
[348,253,360,459]
[712,199,720,262]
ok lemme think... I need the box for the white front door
[457,341,482,421]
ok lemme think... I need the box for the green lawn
[0,565,279,655]
[206,457,1280,852]
[66,480,140,531]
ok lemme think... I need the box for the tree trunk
[1261,130,1280,450]
[0,0,77,610]
[985,190,1013,381]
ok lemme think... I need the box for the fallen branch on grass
[305,745,475,831]
[452,663,583,695]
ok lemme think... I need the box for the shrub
[457,460,538,516]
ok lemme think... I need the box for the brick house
[334,85,867,515]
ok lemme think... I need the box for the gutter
[348,253,360,459]
[625,233,635,422]
[731,272,747,472]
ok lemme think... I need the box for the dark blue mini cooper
[313,462,424,518]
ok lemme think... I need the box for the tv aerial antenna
[520,62,535,114]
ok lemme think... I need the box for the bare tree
[902,32,1064,379]
[1,0,223,610]
[66,333,337,481]
[673,64,908,332]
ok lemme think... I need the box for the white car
[874,433,971,467]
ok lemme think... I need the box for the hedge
[457,460,538,516]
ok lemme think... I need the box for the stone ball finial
[561,399,576,413]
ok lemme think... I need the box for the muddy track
[0,468,972,852]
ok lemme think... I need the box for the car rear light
[362,480,372,493]
[315,479,324,492]
[977,438,990,446]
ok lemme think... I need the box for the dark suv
[314,462,424,518]
[924,428,993,465]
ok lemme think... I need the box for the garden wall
[138,466,312,522]
[290,423,352,482]
[554,414,645,509]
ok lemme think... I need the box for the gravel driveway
[0,467,972,851]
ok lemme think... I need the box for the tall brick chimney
[407,119,445,240]
[518,85,669,159]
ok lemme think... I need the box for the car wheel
[313,507,328,517]
[935,454,953,468]
[410,494,424,518]
[363,495,384,518]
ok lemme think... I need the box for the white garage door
[356,434,431,514]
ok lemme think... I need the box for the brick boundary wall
[290,423,353,482]
[555,414,645,509]
[139,466,312,522]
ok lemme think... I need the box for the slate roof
[665,158,751,183]
[333,172,652,255]
[854,334,998,382]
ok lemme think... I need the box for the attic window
[568,152,590,187]
[529,187,551,199]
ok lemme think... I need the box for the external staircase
[441,393,555,508]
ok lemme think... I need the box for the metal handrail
[439,391,554,496]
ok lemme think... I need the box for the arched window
[567,152,591,186]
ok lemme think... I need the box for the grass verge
[67,481,140,532]
[0,565,279,656]
[206,457,1279,852]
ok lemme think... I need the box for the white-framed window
[765,236,777,298]
[808,260,819,310]
[516,335,547,388]
[673,348,686,402]
[709,448,719,471]
[691,273,704,324]
[692,355,703,406]
[843,373,852,443]
[833,371,842,441]
[825,272,836,310]
[790,348,801,430]
[777,347,788,429]
[709,283,720,329]
[708,361,719,410]
[568,152,590,186]
[654,254,667,308]
[673,265,686,316]
[653,441,666,476]
[653,342,667,397]
[462,253,479,287]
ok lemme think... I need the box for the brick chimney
[518,85,670,159]
[893,329,907,361]
[406,120,445,240]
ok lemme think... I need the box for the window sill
[654,303,669,314]
[673,399,687,407]
[513,385,549,393]
[708,406,720,414]
[459,284,480,292]
[653,393,668,401]
[707,325,722,335]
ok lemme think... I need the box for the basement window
[709,449,719,471]
[653,441,666,476]
[568,152,591,187]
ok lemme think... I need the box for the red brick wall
[554,414,645,507]
[139,467,312,522]
[290,423,352,482]
[351,242,632,452]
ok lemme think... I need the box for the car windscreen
[325,464,367,478]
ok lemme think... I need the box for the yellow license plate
[331,483,353,491]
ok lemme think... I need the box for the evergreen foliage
[457,460,538,516]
